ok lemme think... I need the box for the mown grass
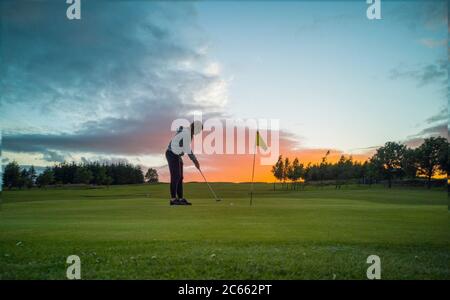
[0,183,448,279]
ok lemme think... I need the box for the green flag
[256,131,268,151]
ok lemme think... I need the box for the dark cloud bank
[1,1,226,161]
[1,1,447,164]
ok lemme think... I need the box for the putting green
[0,183,448,279]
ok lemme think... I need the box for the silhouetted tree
[271,155,284,190]
[36,168,54,188]
[96,166,113,186]
[19,169,31,189]
[273,137,447,190]
[416,137,447,189]
[283,157,290,189]
[319,150,330,187]
[402,148,418,179]
[2,161,21,189]
[288,158,304,190]
[73,167,93,184]
[145,168,159,183]
[370,142,406,188]
[438,138,449,176]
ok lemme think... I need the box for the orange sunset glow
[158,143,371,183]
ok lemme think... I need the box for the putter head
[216,198,221,202]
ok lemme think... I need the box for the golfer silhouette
[166,121,203,205]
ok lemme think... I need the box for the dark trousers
[165,150,183,199]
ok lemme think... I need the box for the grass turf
[0,183,448,279]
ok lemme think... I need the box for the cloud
[389,60,447,87]
[425,107,447,124]
[418,38,447,48]
[415,123,447,137]
[3,111,224,156]
[1,2,230,160]
[405,123,448,148]
[296,12,354,35]
[404,106,448,148]
[42,150,68,163]
[80,156,130,165]
[389,1,447,32]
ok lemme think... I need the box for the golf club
[198,168,221,201]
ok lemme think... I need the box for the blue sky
[195,1,447,151]
[0,0,447,177]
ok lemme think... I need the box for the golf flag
[256,131,268,151]
[250,130,267,206]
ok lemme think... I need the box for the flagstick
[250,131,257,206]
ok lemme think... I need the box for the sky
[0,0,448,183]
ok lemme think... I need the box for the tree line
[2,161,159,189]
[271,136,448,189]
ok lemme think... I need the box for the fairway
[0,183,448,280]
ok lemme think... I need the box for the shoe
[170,199,181,205]
[178,198,192,205]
